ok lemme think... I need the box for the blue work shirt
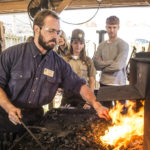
[0,40,86,108]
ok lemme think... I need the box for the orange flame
[100,101,144,149]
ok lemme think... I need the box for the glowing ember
[100,101,144,149]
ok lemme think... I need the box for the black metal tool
[20,119,46,150]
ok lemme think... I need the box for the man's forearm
[89,77,95,92]
[80,84,101,107]
[93,58,113,71]
[0,87,22,125]
[0,87,15,113]
[80,85,109,120]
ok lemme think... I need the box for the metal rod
[8,132,28,150]
[27,126,48,132]
[20,120,46,150]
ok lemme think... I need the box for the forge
[8,108,111,150]
[4,107,143,150]
[97,52,150,150]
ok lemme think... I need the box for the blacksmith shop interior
[0,0,150,150]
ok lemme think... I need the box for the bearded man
[0,10,109,135]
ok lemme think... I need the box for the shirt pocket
[41,74,62,100]
[8,71,31,100]
[46,75,62,84]
[11,71,31,80]
[80,65,88,79]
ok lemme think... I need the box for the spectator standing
[62,29,96,108]
[93,16,129,107]
[56,30,69,57]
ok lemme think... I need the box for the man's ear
[34,25,40,34]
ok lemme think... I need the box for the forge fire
[100,100,144,150]
[4,101,144,150]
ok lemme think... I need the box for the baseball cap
[71,29,85,41]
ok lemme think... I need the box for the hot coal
[3,108,143,150]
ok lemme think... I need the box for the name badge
[43,68,54,77]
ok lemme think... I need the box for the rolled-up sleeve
[0,49,12,89]
[61,60,86,94]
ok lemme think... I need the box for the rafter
[55,0,73,14]
[0,0,150,14]
[0,1,28,13]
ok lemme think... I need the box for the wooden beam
[146,0,150,4]
[0,1,28,13]
[55,0,73,14]
[0,0,150,14]
[67,0,150,9]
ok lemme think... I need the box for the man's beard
[38,33,56,51]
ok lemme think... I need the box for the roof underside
[0,0,150,14]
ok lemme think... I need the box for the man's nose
[110,28,114,32]
[51,33,57,39]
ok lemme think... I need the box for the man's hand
[0,87,22,125]
[93,101,110,120]
[7,106,22,125]
[80,85,109,120]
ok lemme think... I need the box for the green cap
[71,29,85,41]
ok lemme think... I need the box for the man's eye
[48,29,54,33]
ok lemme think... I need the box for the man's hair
[106,16,120,25]
[33,9,59,27]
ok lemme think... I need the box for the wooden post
[0,21,5,52]
[147,42,150,52]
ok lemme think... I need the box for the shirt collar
[30,39,43,58]
[30,39,56,59]
[72,55,79,60]
[58,46,68,53]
